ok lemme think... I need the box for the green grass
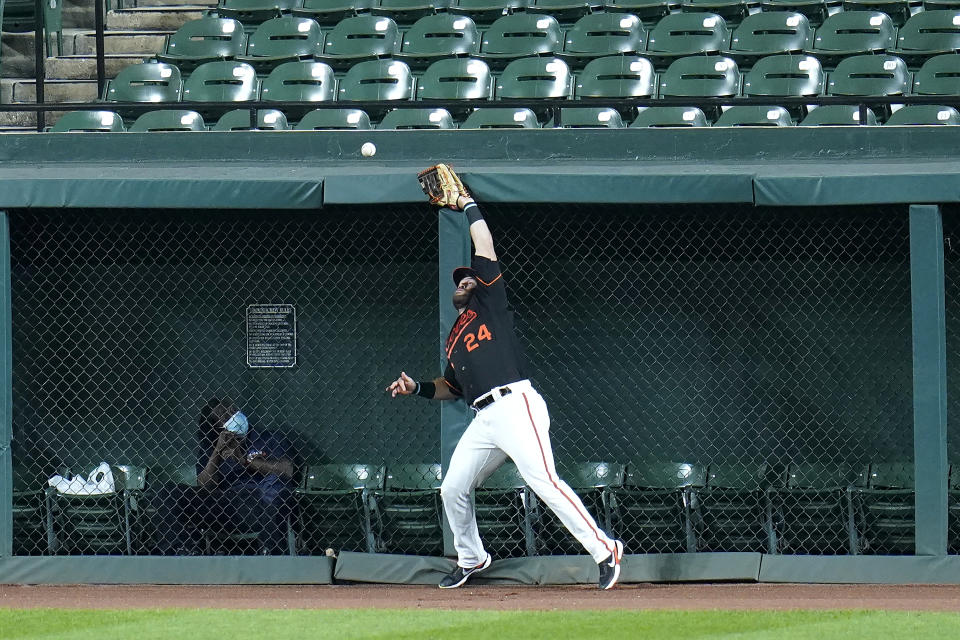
[2,609,958,640]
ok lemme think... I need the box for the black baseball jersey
[443,255,525,406]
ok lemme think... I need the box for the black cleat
[439,554,492,589]
[598,540,624,590]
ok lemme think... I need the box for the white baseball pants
[440,379,617,567]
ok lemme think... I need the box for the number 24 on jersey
[464,324,492,352]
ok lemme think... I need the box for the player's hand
[213,430,237,457]
[386,371,417,398]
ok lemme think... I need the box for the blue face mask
[223,411,249,437]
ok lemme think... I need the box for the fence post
[909,203,948,556]
[0,212,12,557]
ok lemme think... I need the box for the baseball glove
[418,164,471,209]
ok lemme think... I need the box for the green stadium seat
[926,0,960,8]
[694,464,780,553]
[448,0,530,26]
[560,13,648,64]
[474,462,538,558]
[2,0,63,56]
[156,18,248,72]
[760,0,831,26]
[631,105,710,126]
[292,464,383,555]
[799,104,879,124]
[681,0,752,25]
[128,110,207,132]
[372,0,452,25]
[496,56,573,99]
[853,462,915,554]
[182,61,260,104]
[292,0,375,25]
[645,12,732,66]
[461,107,542,127]
[12,466,56,555]
[49,110,125,133]
[827,54,910,100]
[527,0,600,23]
[416,58,494,101]
[741,54,823,119]
[659,55,740,119]
[216,0,299,26]
[295,108,373,129]
[104,62,183,104]
[842,0,913,27]
[555,107,626,127]
[607,461,705,553]
[913,54,960,94]
[317,15,402,67]
[372,463,444,555]
[725,12,813,64]
[337,59,415,110]
[535,462,622,555]
[885,104,960,124]
[378,107,457,128]
[773,463,865,554]
[714,105,794,125]
[236,16,325,73]
[604,0,677,20]
[213,108,290,130]
[395,13,481,68]
[260,61,336,120]
[480,13,564,65]
[574,55,657,99]
[892,10,960,65]
[807,11,897,67]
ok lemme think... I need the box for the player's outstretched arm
[386,371,457,400]
[460,197,497,262]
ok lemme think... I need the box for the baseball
[361,142,376,157]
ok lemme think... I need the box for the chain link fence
[943,205,960,555]
[9,203,918,558]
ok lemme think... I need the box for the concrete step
[45,55,150,80]
[63,0,95,30]
[71,30,171,55]
[8,78,100,103]
[0,108,74,128]
[107,7,210,31]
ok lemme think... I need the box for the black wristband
[463,202,483,225]
[417,380,436,399]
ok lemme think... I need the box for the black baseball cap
[452,266,477,286]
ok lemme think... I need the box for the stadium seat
[913,54,960,94]
[927,0,960,8]
[337,59,415,108]
[659,55,740,120]
[574,55,657,99]
[560,13,648,64]
[535,462,621,555]
[259,61,337,114]
[773,464,865,554]
[416,58,494,101]
[292,464,383,555]
[892,10,960,65]
[449,0,531,26]
[2,0,63,56]
[104,62,183,104]
[694,464,780,554]
[49,110,125,133]
[725,12,813,63]
[631,105,710,126]
[377,107,457,128]
[604,0,677,20]
[213,108,290,130]
[295,109,373,129]
[853,462,915,554]
[317,15,402,67]
[372,0,452,25]
[842,0,913,27]
[826,54,910,107]
[714,105,794,125]
[292,0,376,25]
[527,0,600,23]
[12,467,55,555]
[799,104,879,124]
[885,104,960,124]
[216,0,298,26]
[237,16,325,73]
[52,465,147,554]
[807,11,897,67]
[480,13,564,65]
[460,107,542,127]
[607,461,705,552]
[128,110,208,132]
[182,61,260,104]
[156,18,248,72]
[555,106,626,127]
[760,0,831,26]
[680,0,752,25]
[645,13,732,66]
[372,463,444,555]
[496,56,574,98]
[474,462,538,558]
[741,54,823,118]
[395,13,481,68]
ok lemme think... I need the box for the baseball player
[387,164,624,590]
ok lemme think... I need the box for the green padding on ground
[0,556,334,584]
[0,166,323,209]
[334,551,456,584]
[759,555,960,584]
